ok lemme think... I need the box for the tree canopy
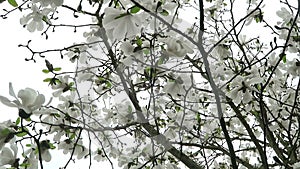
[0,0,299,169]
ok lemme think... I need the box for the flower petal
[9,83,17,99]
[0,96,16,107]
[243,90,252,103]
[18,88,36,106]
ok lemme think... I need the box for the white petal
[120,41,134,55]
[53,0,63,6]
[27,21,37,32]
[42,150,51,162]
[233,91,242,105]
[9,82,17,99]
[36,21,44,31]
[113,21,126,40]
[10,143,18,156]
[0,96,16,107]
[18,88,36,106]
[0,147,14,165]
[104,7,122,15]
[31,94,45,110]
[248,77,263,84]
[243,90,252,103]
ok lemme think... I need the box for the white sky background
[0,0,296,169]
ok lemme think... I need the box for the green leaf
[16,131,27,137]
[43,77,60,85]
[49,142,56,149]
[175,106,181,112]
[16,127,29,137]
[105,81,112,88]
[20,163,30,167]
[136,36,143,47]
[42,15,50,24]
[130,6,140,14]
[43,78,52,82]
[70,133,76,140]
[8,0,18,7]
[196,113,201,123]
[53,67,62,71]
[0,0,6,4]
[160,9,169,16]
[16,117,21,125]
[42,69,50,73]
[280,53,286,63]
[69,82,74,86]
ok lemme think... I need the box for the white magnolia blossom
[93,150,105,162]
[227,74,263,104]
[65,45,89,64]
[276,7,293,25]
[0,121,15,150]
[26,152,38,169]
[245,7,264,25]
[20,4,53,32]
[293,162,300,169]
[287,58,300,76]
[103,7,141,40]
[120,41,135,56]
[163,74,193,97]
[0,144,17,166]
[25,142,52,162]
[51,75,71,97]
[58,139,88,159]
[0,83,45,115]
[163,37,194,57]
[32,0,64,7]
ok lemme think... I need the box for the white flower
[163,37,194,57]
[0,83,45,115]
[58,139,74,154]
[103,7,141,40]
[93,149,105,162]
[276,7,293,25]
[293,162,300,169]
[26,141,52,162]
[20,4,53,32]
[26,152,38,169]
[245,7,263,25]
[77,72,94,83]
[120,41,135,56]
[65,45,89,64]
[74,145,88,159]
[0,120,15,150]
[32,0,63,7]
[163,74,192,97]
[0,144,18,166]
[51,75,71,97]
[287,59,300,76]
[227,75,263,104]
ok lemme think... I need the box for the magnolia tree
[0,0,300,168]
